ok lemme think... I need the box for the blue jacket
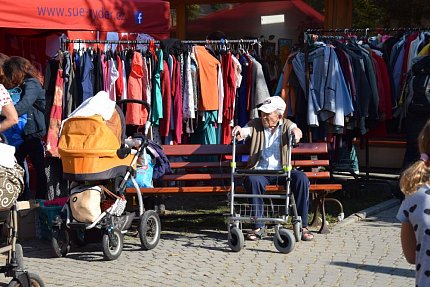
[147,140,172,180]
[14,78,46,138]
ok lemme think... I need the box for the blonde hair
[399,119,430,195]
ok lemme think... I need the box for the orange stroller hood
[58,113,134,181]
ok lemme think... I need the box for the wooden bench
[126,142,343,234]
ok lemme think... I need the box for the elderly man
[232,96,313,241]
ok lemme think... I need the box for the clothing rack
[61,38,261,54]
[303,27,430,183]
[181,39,259,44]
[306,27,430,34]
[61,38,160,51]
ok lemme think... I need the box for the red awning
[0,0,170,38]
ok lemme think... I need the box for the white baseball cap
[258,96,286,114]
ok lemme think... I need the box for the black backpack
[408,56,430,115]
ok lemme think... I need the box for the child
[397,118,430,287]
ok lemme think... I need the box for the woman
[2,56,47,200]
[0,53,18,133]
[0,84,18,133]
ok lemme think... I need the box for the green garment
[152,49,163,125]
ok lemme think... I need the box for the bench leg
[309,193,321,227]
[309,191,331,234]
[324,198,344,221]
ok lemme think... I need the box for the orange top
[194,46,220,111]
[126,51,148,125]
[280,53,296,117]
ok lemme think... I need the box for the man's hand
[291,127,303,144]
[232,126,245,141]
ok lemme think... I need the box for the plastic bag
[126,151,154,188]
[3,88,26,148]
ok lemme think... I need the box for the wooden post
[324,0,352,29]
[175,3,187,39]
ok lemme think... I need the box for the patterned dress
[0,84,12,111]
[397,184,430,287]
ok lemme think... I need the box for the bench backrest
[162,143,331,182]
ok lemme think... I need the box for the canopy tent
[0,0,170,36]
[0,0,170,68]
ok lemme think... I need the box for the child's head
[400,119,430,195]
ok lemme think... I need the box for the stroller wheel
[51,227,70,258]
[7,272,45,287]
[102,228,123,261]
[273,228,295,254]
[139,210,161,250]
[228,226,244,252]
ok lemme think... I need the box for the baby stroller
[52,97,161,261]
[227,133,302,253]
[0,134,45,286]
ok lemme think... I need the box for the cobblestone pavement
[0,201,414,287]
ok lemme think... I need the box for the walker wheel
[228,226,244,252]
[273,228,295,254]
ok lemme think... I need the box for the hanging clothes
[152,48,164,125]
[221,52,235,144]
[159,59,171,137]
[126,51,147,125]
[171,55,183,144]
[45,67,64,157]
[193,45,220,111]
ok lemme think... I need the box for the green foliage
[354,0,430,28]
[186,4,200,21]
[353,0,386,28]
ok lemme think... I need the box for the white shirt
[241,119,297,170]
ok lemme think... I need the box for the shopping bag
[0,162,24,211]
[69,185,102,223]
[126,151,154,188]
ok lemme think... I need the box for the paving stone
[0,201,416,286]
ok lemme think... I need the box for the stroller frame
[0,202,45,286]
[227,133,302,253]
[51,99,161,261]
[0,133,45,286]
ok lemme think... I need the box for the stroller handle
[117,99,152,136]
[116,99,151,121]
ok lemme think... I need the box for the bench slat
[161,171,331,181]
[169,159,330,169]
[162,142,328,156]
[126,183,341,194]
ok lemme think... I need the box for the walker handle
[290,133,299,148]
